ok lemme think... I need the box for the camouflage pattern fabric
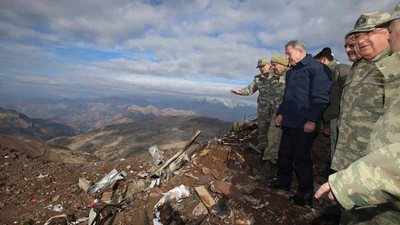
[329,51,400,225]
[331,48,391,171]
[329,143,400,225]
[263,113,282,163]
[367,51,400,152]
[262,70,286,162]
[240,71,274,149]
[329,143,400,210]
[323,61,351,160]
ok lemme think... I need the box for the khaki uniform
[240,71,274,150]
[331,48,391,171]
[323,61,351,160]
[263,70,286,163]
[330,51,400,225]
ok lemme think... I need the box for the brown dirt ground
[0,124,335,225]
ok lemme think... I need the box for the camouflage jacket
[323,61,351,122]
[366,51,400,153]
[240,70,284,114]
[331,48,390,171]
[329,51,400,225]
[329,143,400,211]
[266,70,286,113]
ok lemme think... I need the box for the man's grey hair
[285,40,307,52]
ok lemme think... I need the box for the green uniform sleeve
[323,64,350,122]
[240,77,258,95]
[329,143,400,210]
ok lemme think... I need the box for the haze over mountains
[1,96,256,133]
[0,96,241,160]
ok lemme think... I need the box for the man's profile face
[285,45,304,66]
[344,36,362,62]
[355,28,389,60]
[259,64,270,74]
[271,62,286,75]
[389,20,400,52]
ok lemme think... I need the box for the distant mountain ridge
[1,96,256,133]
[0,108,75,141]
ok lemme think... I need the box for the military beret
[256,58,269,68]
[270,54,289,66]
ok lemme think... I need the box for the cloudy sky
[0,0,397,106]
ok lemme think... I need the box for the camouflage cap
[385,3,400,23]
[270,54,289,66]
[256,58,269,68]
[347,10,390,36]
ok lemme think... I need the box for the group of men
[232,3,400,224]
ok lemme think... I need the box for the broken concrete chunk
[78,178,91,193]
[194,186,215,208]
[192,202,208,216]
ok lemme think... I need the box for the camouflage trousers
[340,203,400,225]
[257,111,271,151]
[263,113,282,163]
[330,118,338,161]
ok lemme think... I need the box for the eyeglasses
[354,28,386,40]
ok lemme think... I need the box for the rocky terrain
[0,108,75,141]
[0,122,336,225]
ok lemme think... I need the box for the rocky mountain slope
[0,108,75,141]
[48,116,232,160]
[2,96,257,133]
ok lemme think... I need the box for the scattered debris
[202,166,211,175]
[192,202,208,216]
[149,145,163,165]
[87,169,126,193]
[211,200,231,220]
[194,186,216,208]
[153,185,190,225]
[137,171,149,179]
[78,177,92,193]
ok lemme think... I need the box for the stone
[192,202,208,216]
[210,181,232,196]
[52,195,60,202]
[78,178,91,193]
[125,180,146,199]
[101,191,113,203]
[201,167,211,175]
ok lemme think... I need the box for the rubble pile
[0,123,333,224]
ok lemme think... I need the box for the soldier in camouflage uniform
[331,10,391,172]
[231,58,273,151]
[314,47,351,160]
[316,6,400,224]
[262,54,288,164]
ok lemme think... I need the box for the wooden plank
[152,130,201,176]
[194,186,216,208]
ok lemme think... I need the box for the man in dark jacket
[272,40,332,206]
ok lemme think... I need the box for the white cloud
[0,0,398,105]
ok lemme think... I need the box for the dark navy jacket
[277,54,332,128]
